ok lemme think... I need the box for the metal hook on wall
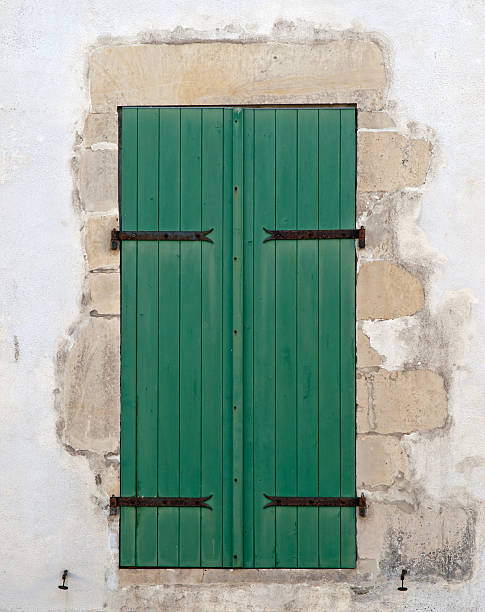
[58,569,68,590]
[398,569,408,591]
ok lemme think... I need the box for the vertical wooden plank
[136,108,159,566]
[179,108,202,567]
[296,109,319,568]
[201,109,224,566]
[253,110,276,567]
[232,108,244,568]
[318,109,341,568]
[120,107,137,567]
[222,109,234,567]
[339,109,357,568]
[275,110,298,568]
[157,108,181,567]
[242,109,255,568]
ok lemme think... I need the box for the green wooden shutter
[119,107,356,568]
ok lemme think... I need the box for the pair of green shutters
[120,107,356,568]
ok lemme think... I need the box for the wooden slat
[296,109,319,568]
[339,109,357,568]
[120,107,137,567]
[253,110,276,567]
[222,109,234,567]
[318,109,341,568]
[179,109,202,567]
[157,108,181,566]
[275,110,298,568]
[136,108,159,566]
[232,108,244,567]
[242,109,255,567]
[201,109,224,566]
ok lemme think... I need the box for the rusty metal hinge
[110,228,214,250]
[264,493,367,516]
[109,495,213,510]
[263,226,365,248]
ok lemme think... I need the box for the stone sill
[118,565,375,587]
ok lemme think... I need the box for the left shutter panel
[120,108,232,568]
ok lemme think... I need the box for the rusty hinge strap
[264,493,367,515]
[111,228,214,250]
[263,227,365,248]
[110,495,213,510]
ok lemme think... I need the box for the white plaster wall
[1,1,485,609]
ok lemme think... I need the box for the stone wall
[50,33,480,609]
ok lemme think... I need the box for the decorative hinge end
[109,495,213,510]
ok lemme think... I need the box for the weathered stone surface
[356,374,370,433]
[79,149,117,211]
[357,329,382,367]
[100,464,120,497]
[357,261,424,320]
[358,111,395,129]
[357,200,395,260]
[63,318,120,453]
[357,132,431,191]
[356,374,369,410]
[83,113,118,147]
[199,569,350,584]
[372,369,447,434]
[358,502,475,581]
[120,567,364,587]
[85,214,119,270]
[356,409,370,434]
[90,272,120,315]
[89,42,387,112]
[113,581,352,611]
[357,434,408,488]
[120,569,204,587]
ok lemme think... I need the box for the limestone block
[113,581,352,611]
[358,502,474,580]
[357,374,369,410]
[357,435,408,488]
[85,214,119,270]
[79,149,117,211]
[357,261,424,320]
[120,569,204,587]
[372,369,447,434]
[83,113,118,147]
[356,374,370,433]
[358,132,431,191]
[90,272,120,315]
[120,567,357,587]
[63,318,120,453]
[357,329,382,367]
[100,464,120,497]
[358,111,395,129]
[89,42,387,112]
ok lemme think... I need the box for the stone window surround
[64,39,454,588]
